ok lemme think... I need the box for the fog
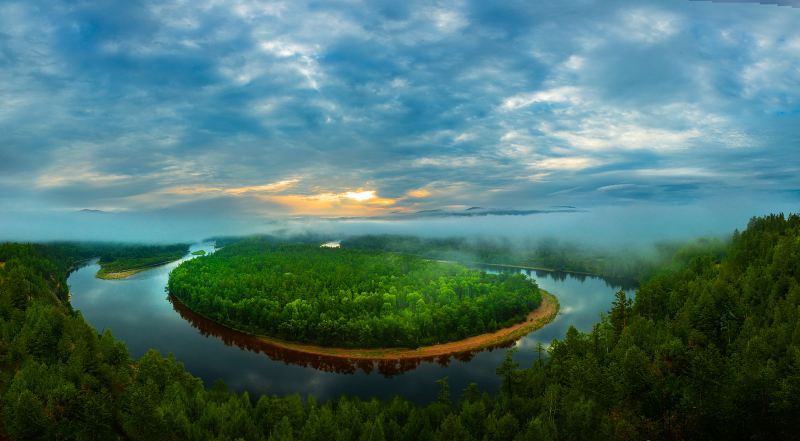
[2,196,797,251]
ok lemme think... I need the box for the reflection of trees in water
[484,264,637,291]
[530,269,636,291]
[533,269,570,282]
[168,295,515,377]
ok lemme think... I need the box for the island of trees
[167,239,542,348]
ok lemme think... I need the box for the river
[68,243,633,403]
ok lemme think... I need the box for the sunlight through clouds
[0,0,797,223]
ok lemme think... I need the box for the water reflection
[169,294,517,377]
[480,264,637,291]
[69,244,634,403]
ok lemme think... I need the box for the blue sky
[1,0,799,237]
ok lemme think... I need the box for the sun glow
[151,182,398,216]
[344,190,376,202]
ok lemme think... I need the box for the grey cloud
[0,0,798,241]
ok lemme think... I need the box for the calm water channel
[68,243,633,403]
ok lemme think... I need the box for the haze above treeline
[1,198,796,251]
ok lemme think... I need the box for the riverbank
[172,290,559,361]
[96,269,142,280]
[95,258,183,280]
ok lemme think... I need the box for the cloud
[500,87,582,111]
[544,124,702,152]
[616,9,681,44]
[224,179,300,194]
[531,157,604,171]
[36,170,132,189]
[0,0,798,233]
[258,189,397,216]
[412,156,482,168]
[407,188,432,198]
[692,0,800,8]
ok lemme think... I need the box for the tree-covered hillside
[1,213,799,440]
[168,240,541,347]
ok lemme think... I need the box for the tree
[436,377,451,405]
[496,348,519,402]
[535,341,545,365]
[437,414,471,441]
[2,388,50,440]
[360,418,386,441]
[610,289,632,334]
[269,417,294,441]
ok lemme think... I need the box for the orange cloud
[159,182,397,216]
[406,188,432,198]
[258,189,396,215]
[224,179,299,194]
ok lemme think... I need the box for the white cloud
[36,170,131,188]
[413,156,482,168]
[428,8,467,33]
[530,156,603,171]
[545,123,702,152]
[500,87,582,111]
[631,167,718,178]
[597,183,637,192]
[618,9,680,44]
[563,55,585,71]
[454,132,476,143]
[259,40,312,58]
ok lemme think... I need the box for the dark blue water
[68,244,630,403]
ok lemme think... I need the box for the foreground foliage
[168,240,541,347]
[1,213,799,440]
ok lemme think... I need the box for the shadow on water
[169,294,517,377]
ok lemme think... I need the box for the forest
[0,241,189,281]
[93,243,189,277]
[168,240,541,348]
[1,213,799,440]
[342,234,727,284]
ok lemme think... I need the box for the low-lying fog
[2,196,797,250]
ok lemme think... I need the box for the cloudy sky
[1,0,799,239]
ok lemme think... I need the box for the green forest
[1,213,799,440]
[342,234,727,284]
[94,243,189,277]
[168,240,541,348]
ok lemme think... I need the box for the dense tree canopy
[168,240,541,348]
[94,243,189,275]
[342,234,727,284]
[2,213,800,440]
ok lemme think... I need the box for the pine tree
[610,289,632,334]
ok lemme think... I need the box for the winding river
[68,243,633,403]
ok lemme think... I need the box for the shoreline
[94,258,185,280]
[409,253,637,288]
[170,290,559,361]
[96,268,146,280]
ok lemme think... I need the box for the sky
[1,0,799,242]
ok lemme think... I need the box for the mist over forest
[3,197,796,247]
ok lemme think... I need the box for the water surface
[68,244,631,403]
